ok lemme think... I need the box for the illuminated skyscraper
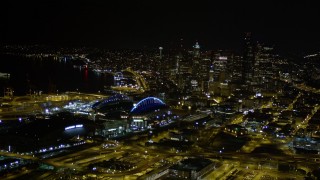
[192,42,201,76]
[242,32,255,84]
[209,65,214,82]
[193,42,200,58]
[254,43,274,83]
[253,43,276,91]
[190,42,202,92]
[208,64,215,94]
[213,55,228,82]
[159,47,163,59]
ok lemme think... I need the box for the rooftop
[170,157,212,172]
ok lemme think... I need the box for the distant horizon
[1,35,318,59]
[2,1,319,55]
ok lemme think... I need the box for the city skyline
[1,1,320,179]
[1,1,319,53]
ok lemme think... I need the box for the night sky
[1,0,319,52]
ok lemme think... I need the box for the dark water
[0,54,113,96]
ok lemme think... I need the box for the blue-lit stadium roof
[130,97,167,114]
[92,94,131,109]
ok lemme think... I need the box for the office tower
[193,42,200,58]
[159,47,163,59]
[190,42,201,92]
[242,32,255,84]
[254,43,274,83]
[192,42,201,77]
